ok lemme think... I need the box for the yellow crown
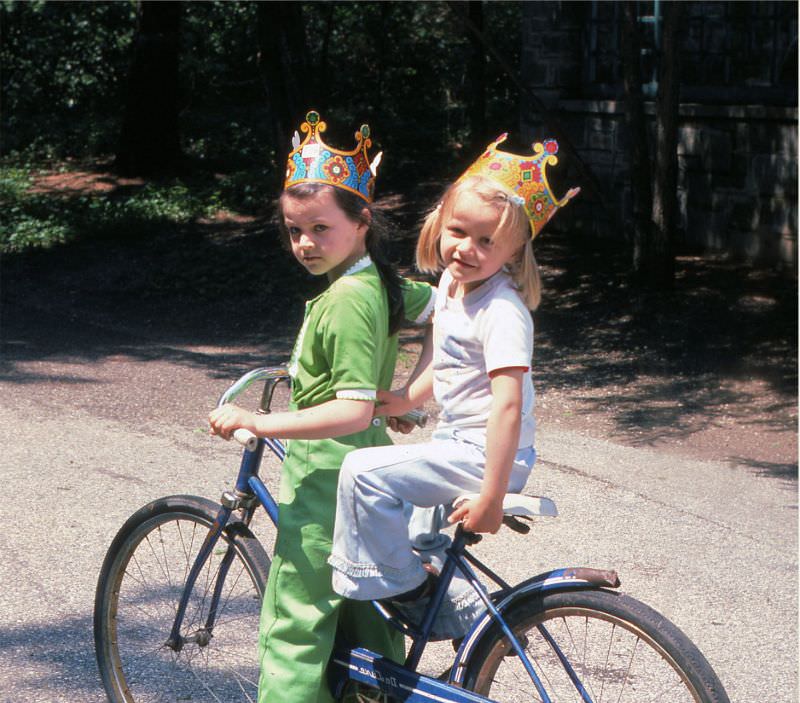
[284,110,382,202]
[460,133,580,238]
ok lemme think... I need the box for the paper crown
[460,134,580,238]
[284,110,382,202]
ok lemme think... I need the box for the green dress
[257,257,434,703]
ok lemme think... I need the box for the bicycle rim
[97,500,267,703]
[466,589,726,703]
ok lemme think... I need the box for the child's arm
[376,324,434,418]
[209,398,373,441]
[448,367,524,534]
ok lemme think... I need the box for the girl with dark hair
[209,111,435,703]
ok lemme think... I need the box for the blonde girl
[328,137,577,608]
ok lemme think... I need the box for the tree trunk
[622,2,653,277]
[257,1,311,176]
[465,0,487,151]
[115,1,182,177]
[318,3,336,109]
[650,1,683,287]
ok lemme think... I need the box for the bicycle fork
[165,441,271,652]
[164,504,234,651]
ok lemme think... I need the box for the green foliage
[2,1,523,168]
[182,109,274,170]
[181,2,262,107]
[1,1,526,252]
[301,2,523,182]
[1,1,137,157]
[0,162,262,253]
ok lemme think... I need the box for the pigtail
[508,239,542,311]
[363,208,404,336]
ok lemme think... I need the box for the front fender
[449,567,620,687]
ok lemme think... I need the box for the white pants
[328,430,535,601]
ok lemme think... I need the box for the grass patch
[0,160,275,254]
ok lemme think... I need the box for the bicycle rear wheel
[462,588,729,703]
[94,495,270,703]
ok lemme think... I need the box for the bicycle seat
[453,494,558,518]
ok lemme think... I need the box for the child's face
[439,190,522,294]
[282,189,369,281]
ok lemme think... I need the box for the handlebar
[217,366,290,409]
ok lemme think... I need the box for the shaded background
[2,0,796,469]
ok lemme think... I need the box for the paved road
[0,303,796,702]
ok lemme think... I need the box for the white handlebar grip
[233,428,258,451]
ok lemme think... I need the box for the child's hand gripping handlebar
[215,367,289,452]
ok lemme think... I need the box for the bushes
[0,168,232,253]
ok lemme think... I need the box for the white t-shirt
[432,268,535,449]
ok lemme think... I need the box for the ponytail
[364,211,404,336]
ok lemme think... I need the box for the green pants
[257,464,404,703]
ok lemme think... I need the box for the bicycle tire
[94,495,270,703]
[462,588,729,703]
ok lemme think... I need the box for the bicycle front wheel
[463,588,729,703]
[94,495,270,703]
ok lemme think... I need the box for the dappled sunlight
[29,169,145,196]
[532,232,797,466]
[2,196,796,470]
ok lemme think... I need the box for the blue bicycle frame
[166,367,612,703]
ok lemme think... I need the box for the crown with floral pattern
[284,110,382,202]
[460,133,580,238]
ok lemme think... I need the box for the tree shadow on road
[531,232,797,467]
[2,195,797,469]
[0,613,105,702]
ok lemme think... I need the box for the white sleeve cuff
[336,389,377,401]
[414,287,437,325]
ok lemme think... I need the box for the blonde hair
[416,175,541,310]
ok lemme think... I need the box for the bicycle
[94,366,731,703]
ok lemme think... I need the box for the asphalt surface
[0,301,797,702]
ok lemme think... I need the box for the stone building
[521,1,797,266]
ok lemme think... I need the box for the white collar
[342,255,372,277]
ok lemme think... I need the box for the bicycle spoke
[144,528,173,587]
[599,621,615,703]
[188,661,226,703]
[615,634,638,703]
[558,614,599,703]
[158,524,173,590]
[215,560,249,621]
[177,518,193,586]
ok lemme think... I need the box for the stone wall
[538,99,797,266]
[519,2,798,267]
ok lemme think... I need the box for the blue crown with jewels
[284,110,382,202]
